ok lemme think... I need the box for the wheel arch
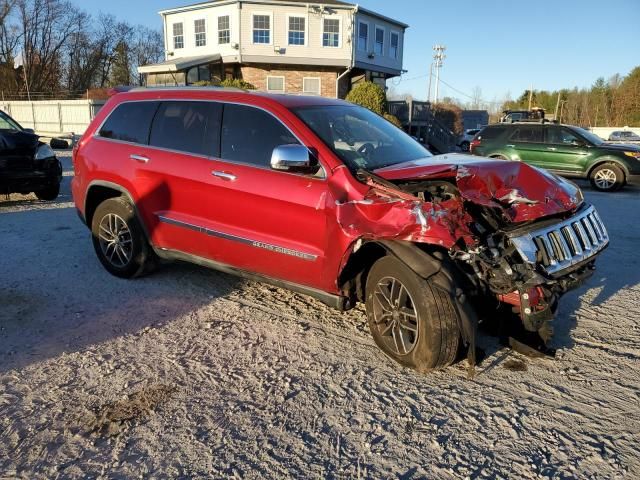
[587,156,630,180]
[85,181,151,242]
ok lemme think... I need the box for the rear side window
[221,104,299,167]
[149,101,222,156]
[477,126,507,140]
[99,102,159,144]
[509,126,543,143]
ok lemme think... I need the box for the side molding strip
[157,215,318,262]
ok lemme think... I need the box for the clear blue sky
[82,0,640,105]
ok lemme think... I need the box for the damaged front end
[337,156,609,357]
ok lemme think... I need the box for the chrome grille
[510,205,609,276]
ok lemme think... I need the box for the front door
[542,126,590,174]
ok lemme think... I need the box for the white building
[138,0,408,98]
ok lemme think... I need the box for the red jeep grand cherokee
[72,87,608,372]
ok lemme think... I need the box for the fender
[587,156,632,179]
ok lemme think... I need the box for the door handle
[506,144,515,148]
[547,147,558,151]
[130,154,150,163]
[212,171,237,182]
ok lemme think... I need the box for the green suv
[470,123,640,192]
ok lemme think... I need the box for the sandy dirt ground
[1,151,639,479]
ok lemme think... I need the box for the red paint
[72,90,582,297]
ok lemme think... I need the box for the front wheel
[365,256,461,372]
[590,163,624,192]
[91,197,156,278]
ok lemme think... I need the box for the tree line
[0,0,164,100]
[502,67,640,127]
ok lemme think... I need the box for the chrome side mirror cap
[270,144,318,173]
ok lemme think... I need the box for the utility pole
[554,91,561,120]
[427,63,434,102]
[528,84,533,111]
[432,44,446,105]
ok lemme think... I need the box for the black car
[0,109,62,200]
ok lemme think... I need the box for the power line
[393,73,506,106]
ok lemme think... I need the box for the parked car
[470,122,640,192]
[0,109,62,200]
[72,88,609,372]
[608,130,640,143]
[457,128,481,152]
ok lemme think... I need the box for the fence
[0,99,107,136]
[588,126,640,141]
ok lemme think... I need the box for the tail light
[469,138,481,153]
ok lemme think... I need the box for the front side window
[358,22,368,51]
[99,102,159,145]
[303,77,321,96]
[194,19,206,47]
[173,23,184,49]
[294,105,431,172]
[221,104,299,167]
[253,15,271,44]
[509,126,543,143]
[323,18,340,47]
[375,27,384,55]
[149,101,221,157]
[546,127,581,145]
[390,32,399,59]
[288,16,305,45]
[267,76,285,93]
[218,15,230,44]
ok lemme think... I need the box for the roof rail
[126,85,249,93]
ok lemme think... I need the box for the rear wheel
[489,154,509,160]
[460,141,470,152]
[91,197,156,278]
[35,183,60,201]
[590,163,624,192]
[365,256,461,372]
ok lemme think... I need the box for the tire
[35,183,60,201]
[590,163,625,192]
[460,141,470,152]
[365,256,461,372]
[91,197,156,278]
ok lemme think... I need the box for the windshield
[293,105,432,171]
[0,110,23,131]
[571,126,603,146]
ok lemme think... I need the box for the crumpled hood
[375,154,583,223]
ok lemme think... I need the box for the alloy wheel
[98,213,133,268]
[594,168,617,190]
[371,276,419,355]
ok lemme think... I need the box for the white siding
[163,3,241,62]
[354,12,404,73]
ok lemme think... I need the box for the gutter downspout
[336,5,357,99]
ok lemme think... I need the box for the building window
[195,19,206,47]
[303,77,321,96]
[358,22,368,51]
[253,14,271,44]
[218,15,230,44]
[375,27,384,55]
[322,18,340,47]
[266,76,285,93]
[173,23,184,50]
[390,31,399,59]
[288,16,305,46]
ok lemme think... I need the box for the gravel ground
[1,151,639,479]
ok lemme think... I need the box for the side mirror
[270,144,319,174]
[571,140,585,147]
[23,128,35,134]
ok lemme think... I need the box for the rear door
[507,125,547,167]
[542,126,589,173]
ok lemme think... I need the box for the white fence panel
[0,99,106,136]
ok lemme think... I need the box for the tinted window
[149,101,221,156]
[99,102,159,144]
[478,126,507,140]
[221,104,299,167]
[546,127,580,145]
[509,126,543,143]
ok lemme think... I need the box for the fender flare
[587,157,631,180]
